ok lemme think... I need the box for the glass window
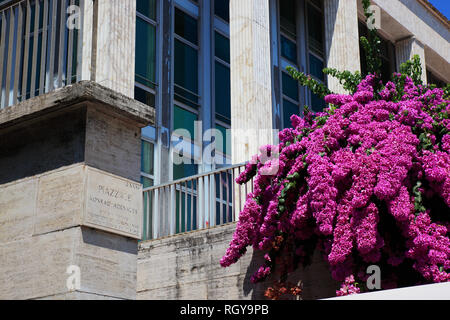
[309,53,324,81]
[136,17,156,88]
[280,0,296,37]
[311,91,326,112]
[141,140,155,176]
[216,124,230,155]
[215,62,231,121]
[214,31,230,63]
[214,0,229,22]
[282,72,299,101]
[283,99,299,128]
[135,86,155,107]
[175,8,198,45]
[280,35,297,63]
[174,39,198,102]
[137,0,156,20]
[173,162,198,180]
[307,3,324,55]
[174,105,198,140]
[141,176,153,188]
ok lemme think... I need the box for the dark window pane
[281,35,297,63]
[282,72,299,101]
[175,8,198,45]
[173,163,198,180]
[309,53,324,81]
[174,105,198,139]
[214,0,229,22]
[215,31,230,63]
[141,140,154,175]
[280,0,296,37]
[308,3,324,55]
[216,124,231,155]
[427,70,446,88]
[174,39,198,97]
[137,0,156,20]
[135,86,155,107]
[141,176,153,188]
[311,91,326,112]
[136,17,156,87]
[215,62,231,121]
[380,57,392,84]
[283,99,299,128]
[310,0,323,10]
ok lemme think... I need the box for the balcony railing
[142,164,253,241]
[0,0,81,109]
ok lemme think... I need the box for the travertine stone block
[35,166,85,235]
[85,106,141,182]
[0,178,37,242]
[74,228,137,300]
[0,164,142,239]
[0,227,137,300]
[0,228,77,300]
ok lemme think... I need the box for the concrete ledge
[325,282,450,300]
[138,223,338,300]
[0,81,155,130]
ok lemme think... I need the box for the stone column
[323,0,361,93]
[0,81,154,299]
[230,0,275,165]
[80,0,136,98]
[395,36,427,84]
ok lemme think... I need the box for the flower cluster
[220,74,450,296]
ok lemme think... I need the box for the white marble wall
[230,0,275,165]
[396,37,428,84]
[324,0,361,94]
[80,0,136,98]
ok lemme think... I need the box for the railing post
[198,176,204,230]
[152,188,159,239]
[210,173,216,227]
[169,184,176,235]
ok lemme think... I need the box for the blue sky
[428,0,450,19]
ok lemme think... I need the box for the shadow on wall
[137,223,339,300]
[242,248,339,300]
[0,107,86,185]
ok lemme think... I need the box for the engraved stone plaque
[83,167,142,239]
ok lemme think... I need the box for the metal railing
[142,164,253,241]
[0,0,81,109]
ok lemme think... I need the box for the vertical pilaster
[230,0,274,165]
[94,0,136,98]
[79,0,136,98]
[323,0,361,93]
[396,36,427,84]
[156,0,173,184]
[200,0,213,174]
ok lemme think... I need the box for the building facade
[0,0,449,300]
